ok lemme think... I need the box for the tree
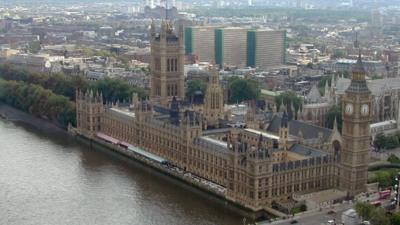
[355,202,374,221]
[325,105,342,132]
[91,77,148,103]
[0,79,76,127]
[0,63,148,103]
[28,41,41,54]
[332,49,347,58]
[391,212,400,225]
[386,135,400,149]
[186,80,207,101]
[274,91,302,119]
[228,77,260,103]
[370,208,390,225]
[318,75,333,95]
[388,154,400,164]
[374,133,387,150]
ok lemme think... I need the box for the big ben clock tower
[340,52,372,196]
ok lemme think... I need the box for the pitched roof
[266,115,333,142]
[290,144,327,157]
[306,84,322,103]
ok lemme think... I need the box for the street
[259,203,353,225]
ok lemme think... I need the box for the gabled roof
[267,115,333,142]
[306,84,322,103]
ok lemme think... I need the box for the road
[259,203,353,225]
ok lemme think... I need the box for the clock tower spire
[340,50,372,196]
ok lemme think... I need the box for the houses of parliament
[75,21,372,212]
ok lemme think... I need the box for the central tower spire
[149,19,185,107]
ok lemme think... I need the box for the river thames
[0,118,243,225]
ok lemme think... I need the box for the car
[327,220,335,225]
[327,210,336,215]
[290,220,298,224]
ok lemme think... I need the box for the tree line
[0,79,76,127]
[374,133,400,150]
[355,202,400,225]
[0,63,149,128]
[0,63,148,103]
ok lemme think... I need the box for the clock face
[361,104,369,116]
[345,103,354,115]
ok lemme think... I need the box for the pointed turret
[331,74,335,91]
[346,50,370,94]
[278,99,285,114]
[307,83,322,103]
[170,96,180,125]
[258,133,264,150]
[290,101,295,120]
[333,116,339,132]
[150,19,156,38]
[397,100,400,129]
[281,110,288,128]
[279,110,289,160]
[132,93,139,108]
[324,80,330,97]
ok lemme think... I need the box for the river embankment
[0,102,274,221]
[0,103,68,135]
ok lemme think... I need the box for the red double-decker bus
[379,190,391,199]
[370,200,382,207]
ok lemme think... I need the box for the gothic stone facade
[150,21,185,107]
[76,79,370,211]
[75,22,372,211]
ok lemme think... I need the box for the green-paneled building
[185,26,287,70]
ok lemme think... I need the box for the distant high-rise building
[371,9,383,27]
[185,26,221,64]
[215,27,248,68]
[185,26,287,70]
[247,29,287,70]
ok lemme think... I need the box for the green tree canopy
[391,212,400,225]
[91,77,148,103]
[387,135,400,149]
[374,133,400,150]
[228,77,260,103]
[0,79,76,127]
[0,63,148,103]
[28,41,41,54]
[355,202,375,221]
[186,80,207,101]
[370,208,390,225]
[274,91,303,120]
[374,133,387,150]
[388,154,400,164]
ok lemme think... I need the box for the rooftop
[267,115,333,142]
[290,144,327,158]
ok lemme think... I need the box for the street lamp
[395,173,400,211]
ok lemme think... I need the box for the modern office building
[185,26,287,70]
[185,26,220,63]
[215,27,248,68]
[247,29,287,70]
